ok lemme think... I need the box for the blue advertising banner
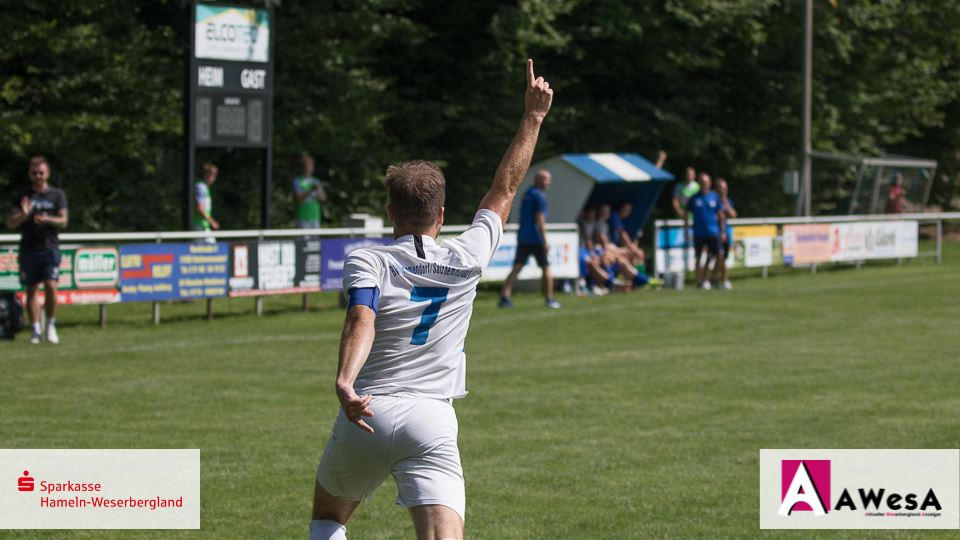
[320,237,391,291]
[120,243,229,301]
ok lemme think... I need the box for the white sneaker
[45,325,59,345]
[30,331,41,345]
[591,285,609,296]
[723,280,733,290]
[699,281,712,290]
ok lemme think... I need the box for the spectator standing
[686,173,725,289]
[886,173,906,214]
[672,166,700,273]
[499,169,559,309]
[715,178,737,290]
[194,163,220,239]
[293,154,327,228]
[671,166,700,218]
[5,156,68,344]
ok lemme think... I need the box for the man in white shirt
[309,60,554,540]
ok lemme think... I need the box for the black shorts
[19,248,61,286]
[694,236,722,257]
[513,242,549,268]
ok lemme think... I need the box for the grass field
[1,246,959,539]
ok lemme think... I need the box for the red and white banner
[0,449,200,529]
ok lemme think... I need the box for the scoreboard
[189,3,273,148]
[184,2,275,229]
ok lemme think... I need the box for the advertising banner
[1,246,120,304]
[783,224,832,266]
[828,221,918,262]
[0,246,18,290]
[0,449,200,529]
[320,237,393,291]
[194,4,270,63]
[228,239,321,296]
[483,232,579,281]
[655,227,737,274]
[731,225,780,268]
[119,243,228,302]
[784,221,918,265]
[655,227,696,275]
[760,449,959,529]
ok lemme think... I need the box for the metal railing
[0,222,578,245]
[0,221,580,326]
[653,211,960,276]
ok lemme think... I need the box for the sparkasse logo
[18,470,34,492]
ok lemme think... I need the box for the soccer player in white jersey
[309,60,553,540]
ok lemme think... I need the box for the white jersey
[342,209,503,399]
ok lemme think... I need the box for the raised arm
[6,197,32,230]
[335,305,377,434]
[479,59,554,224]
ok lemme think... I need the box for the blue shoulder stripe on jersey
[347,287,380,314]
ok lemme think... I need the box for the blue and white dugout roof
[561,153,674,182]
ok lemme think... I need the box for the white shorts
[316,395,465,521]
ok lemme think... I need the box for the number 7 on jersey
[409,287,449,345]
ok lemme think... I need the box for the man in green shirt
[194,162,220,234]
[293,154,327,229]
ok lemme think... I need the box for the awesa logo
[778,459,943,516]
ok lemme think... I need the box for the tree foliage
[2,0,960,232]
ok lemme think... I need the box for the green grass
[1,246,959,539]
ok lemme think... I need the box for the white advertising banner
[829,221,918,262]
[195,4,270,63]
[480,232,579,281]
[760,449,959,529]
[0,449,200,529]
[257,241,296,290]
[743,236,774,267]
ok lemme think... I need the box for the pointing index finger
[527,59,535,85]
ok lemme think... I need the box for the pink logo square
[781,460,830,513]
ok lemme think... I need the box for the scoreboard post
[185,2,275,229]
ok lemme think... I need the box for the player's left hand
[336,384,375,434]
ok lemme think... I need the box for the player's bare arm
[672,196,686,218]
[723,199,738,219]
[718,209,727,242]
[34,208,68,229]
[656,149,668,169]
[479,59,553,224]
[334,305,377,434]
[196,203,219,230]
[5,197,33,229]
[536,211,549,252]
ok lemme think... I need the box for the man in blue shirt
[499,169,560,308]
[715,177,737,290]
[609,201,646,271]
[686,173,726,289]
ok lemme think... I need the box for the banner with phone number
[1,246,120,304]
